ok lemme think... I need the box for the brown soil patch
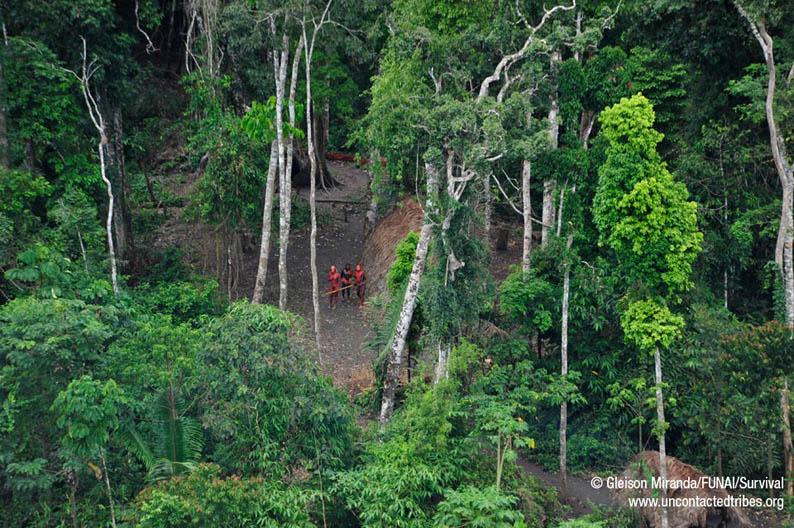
[361,198,424,296]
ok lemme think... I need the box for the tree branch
[477,0,575,102]
[135,0,159,54]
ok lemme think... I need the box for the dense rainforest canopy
[1,0,794,527]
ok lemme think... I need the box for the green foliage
[387,230,419,293]
[3,39,91,186]
[448,338,485,389]
[3,0,794,524]
[332,382,464,527]
[0,168,53,271]
[0,297,115,509]
[610,173,701,295]
[135,463,315,528]
[0,168,53,217]
[626,47,687,131]
[185,111,267,229]
[621,299,684,352]
[122,386,204,482]
[499,267,556,335]
[133,280,222,323]
[469,394,535,489]
[557,519,605,528]
[241,99,277,143]
[4,243,114,302]
[332,437,453,528]
[432,485,527,527]
[561,506,640,528]
[594,94,701,353]
[197,302,354,477]
[52,375,124,459]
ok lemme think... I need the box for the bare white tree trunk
[252,140,279,304]
[560,233,573,488]
[541,179,556,246]
[542,51,561,247]
[556,182,566,237]
[654,346,669,528]
[98,138,119,295]
[522,160,532,274]
[275,36,304,309]
[380,162,438,423]
[434,342,451,384]
[302,2,333,355]
[580,111,596,149]
[71,39,118,295]
[483,172,492,246]
[734,5,794,495]
[273,35,289,310]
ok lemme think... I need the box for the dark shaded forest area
[1,1,793,527]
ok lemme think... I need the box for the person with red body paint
[328,265,341,309]
[354,263,367,307]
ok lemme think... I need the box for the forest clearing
[2,1,794,527]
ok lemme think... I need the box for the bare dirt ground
[254,161,376,395]
[152,160,376,395]
[518,459,615,518]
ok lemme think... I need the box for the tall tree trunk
[483,172,492,246]
[0,35,7,169]
[579,111,596,150]
[111,107,134,265]
[542,51,561,247]
[556,182,566,237]
[782,379,794,497]
[434,342,450,384]
[734,8,794,497]
[99,135,119,294]
[734,1,794,326]
[560,234,573,488]
[99,450,117,528]
[304,25,323,355]
[380,162,437,423]
[365,150,382,235]
[275,35,304,308]
[252,141,279,304]
[541,181,556,246]
[522,162,532,273]
[68,470,78,528]
[76,38,118,295]
[314,107,332,189]
[273,37,289,310]
[654,346,669,528]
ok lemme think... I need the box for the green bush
[432,486,527,527]
[387,231,419,293]
[134,464,315,528]
[197,302,355,477]
[133,279,222,323]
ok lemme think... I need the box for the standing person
[328,265,341,309]
[354,263,367,307]
[340,263,353,302]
